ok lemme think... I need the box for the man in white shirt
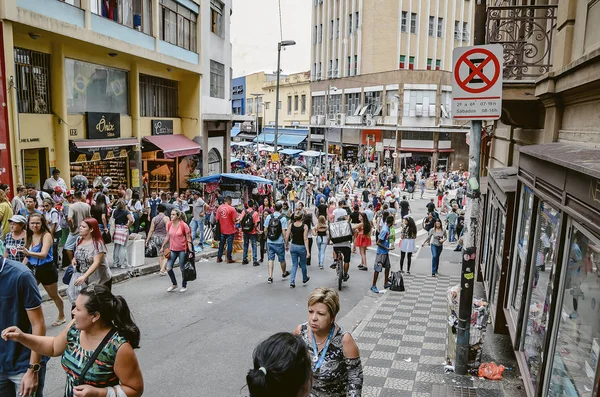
[332,200,349,222]
[42,169,67,193]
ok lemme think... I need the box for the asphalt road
[37,193,442,397]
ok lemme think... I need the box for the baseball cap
[65,189,75,196]
[8,215,26,224]
[54,186,63,193]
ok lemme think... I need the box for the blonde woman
[0,189,13,239]
[313,215,328,269]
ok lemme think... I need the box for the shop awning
[189,173,273,185]
[280,149,303,155]
[399,148,455,153]
[72,138,139,149]
[231,125,241,137]
[253,131,308,146]
[143,135,201,159]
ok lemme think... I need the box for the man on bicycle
[329,200,360,282]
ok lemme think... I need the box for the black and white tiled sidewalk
[355,274,504,397]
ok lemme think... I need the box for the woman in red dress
[355,213,372,271]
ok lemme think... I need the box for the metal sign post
[451,44,503,376]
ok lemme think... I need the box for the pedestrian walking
[293,287,363,397]
[64,191,91,265]
[313,215,328,270]
[111,200,133,270]
[190,191,208,251]
[161,209,193,293]
[216,196,238,263]
[246,332,312,397]
[264,202,290,284]
[146,203,170,275]
[356,212,372,271]
[399,195,410,219]
[285,211,310,288]
[399,217,417,274]
[2,284,144,397]
[0,190,13,239]
[240,199,260,266]
[303,212,314,267]
[423,219,447,277]
[4,215,27,263]
[446,207,459,243]
[371,215,393,293]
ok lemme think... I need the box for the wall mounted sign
[151,120,174,135]
[86,112,121,139]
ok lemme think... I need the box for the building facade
[309,0,475,171]
[232,75,246,116]
[0,0,232,192]
[476,1,600,397]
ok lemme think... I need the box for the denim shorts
[267,243,285,262]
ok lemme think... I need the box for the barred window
[210,60,225,99]
[139,74,178,117]
[14,48,51,114]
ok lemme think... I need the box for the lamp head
[279,40,296,47]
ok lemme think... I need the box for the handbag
[76,328,117,386]
[163,248,171,260]
[182,251,197,282]
[102,230,112,244]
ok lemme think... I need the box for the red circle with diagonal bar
[454,48,500,94]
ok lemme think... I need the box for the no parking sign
[452,45,503,120]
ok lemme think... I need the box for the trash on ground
[478,362,505,380]
[404,357,412,362]
[444,364,455,373]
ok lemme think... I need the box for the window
[347,56,351,76]
[348,14,353,34]
[336,18,340,37]
[437,17,443,38]
[435,59,441,70]
[160,0,197,51]
[90,0,152,34]
[454,21,461,40]
[364,91,382,112]
[328,94,342,117]
[65,58,128,114]
[210,0,224,38]
[428,16,435,36]
[399,55,406,69]
[318,62,322,80]
[345,93,361,116]
[410,12,417,34]
[427,58,432,70]
[385,90,399,117]
[287,96,292,115]
[14,48,51,114]
[462,22,469,41]
[301,95,306,114]
[312,96,325,116]
[334,59,339,77]
[354,55,358,75]
[409,56,415,70]
[328,60,333,78]
[210,60,225,99]
[314,25,318,44]
[139,74,178,117]
[355,12,359,30]
[278,101,281,110]
[246,98,253,115]
[256,97,262,113]
[294,95,299,112]
[319,24,323,43]
[403,90,436,117]
[401,11,407,32]
[313,63,317,80]
[265,102,270,110]
[330,20,334,40]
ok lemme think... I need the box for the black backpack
[389,271,405,292]
[241,210,255,233]
[267,215,283,241]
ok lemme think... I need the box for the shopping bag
[182,251,197,282]
[67,271,86,304]
[389,271,405,292]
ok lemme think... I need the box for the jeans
[243,233,258,263]
[0,363,47,397]
[113,243,128,268]
[306,237,313,266]
[190,219,204,246]
[448,224,456,243]
[132,212,140,233]
[431,244,443,274]
[218,233,234,260]
[316,236,327,266]
[167,250,187,288]
[289,244,308,285]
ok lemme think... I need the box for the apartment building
[473,1,600,397]
[0,0,233,191]
[309,0,474,171]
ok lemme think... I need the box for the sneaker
[282,271,290,279]
[358,265,365,270]
[329,263,336,269]
[167,286,177,292]
[319,264,324,269]
[290,284,295,289]
[242,260,249,265]
[179,287,187,293]
[267,277,273,284]
[359,266,368,271]
[406,271,411,275]
[371,286,380,294]
[400,270,404,274]
[303,277,310,284]
[384,283,392,289]
[343,274,349,282]
[253,261,260,267]
[432,274,437,277]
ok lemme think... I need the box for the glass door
[486,207,499,296]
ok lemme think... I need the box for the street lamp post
[274,40,296,155]
[323,85,337,190]
[251,93,264,169]
[393,94,401,173]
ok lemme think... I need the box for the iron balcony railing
[486,4,557,81]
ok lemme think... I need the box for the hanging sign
[452,44,503,120]
[151,120,174,135]
[86,112,121,139]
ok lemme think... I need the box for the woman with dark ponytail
[246,332,312,397]
[1,284,144,397]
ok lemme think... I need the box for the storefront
[478,167,517,335]
[69,112,138,195]
[504,143,600,397]
[141,120,201,194]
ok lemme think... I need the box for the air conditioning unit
[310,115,318,125]
[346,115,362,125]
[366,118,377,127]
[317,115,326,125]
[365,114,373,125]
[336,113,346,126]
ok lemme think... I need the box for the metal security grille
[14,48,51,114]
[139,74,178,117]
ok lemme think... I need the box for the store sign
[87,112,121,139]
[151,120,174,135]
[70,147,129,163]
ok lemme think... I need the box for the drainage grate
[431,385,478,397]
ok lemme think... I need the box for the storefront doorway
[208,148,222,175]
[22,148,48,190]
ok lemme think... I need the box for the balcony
[486,4,557,81]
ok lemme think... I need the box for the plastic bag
[478,362,505,380]
[67,271,86,304]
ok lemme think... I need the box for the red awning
[72,138,139,149]
[143,135,201,159]
[399,148,455,153]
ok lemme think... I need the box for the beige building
[309,0,474,171]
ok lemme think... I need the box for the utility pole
[251,93,264,169]
[455,0,488,376]
[393,95,401,173]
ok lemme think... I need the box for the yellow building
[0,0,232,192]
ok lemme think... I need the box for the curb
[41,250,218,303]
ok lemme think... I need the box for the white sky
[231,0,311,77]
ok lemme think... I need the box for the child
[371,215,393,294]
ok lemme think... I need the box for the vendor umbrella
[189,173,273,185]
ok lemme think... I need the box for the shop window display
[510,186,534,314]
[548,226,600,397]
[521,202,560,392]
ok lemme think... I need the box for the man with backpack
[239,199,260,266]
[216,196,238,263]
[263,202,290,284]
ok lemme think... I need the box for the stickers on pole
[452,44,503,120]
